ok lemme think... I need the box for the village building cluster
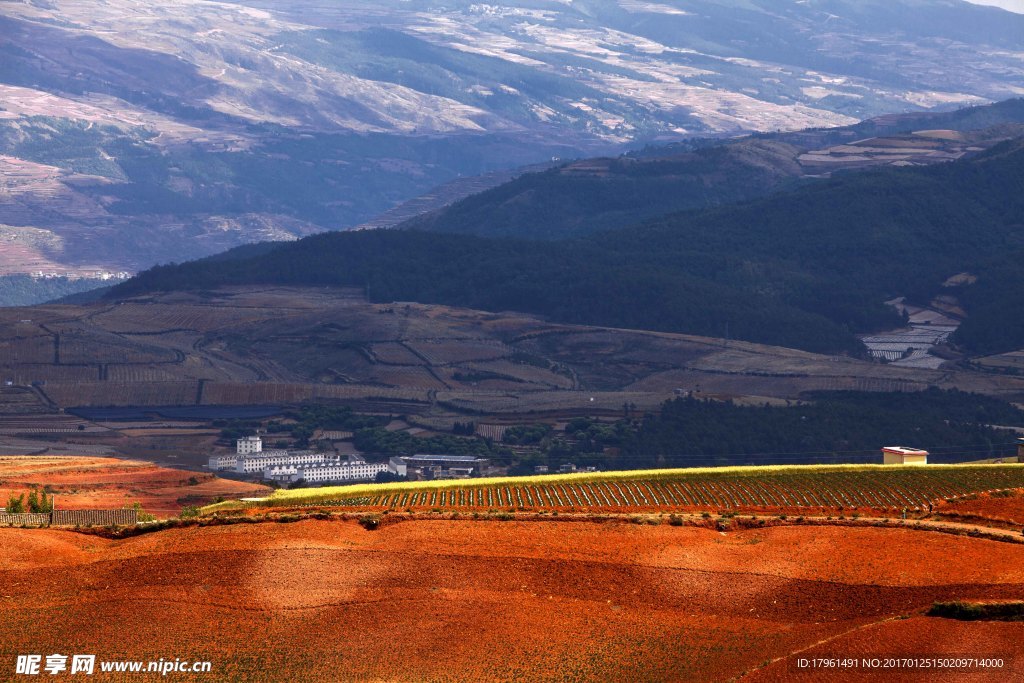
[208,436,488,485]
[206,435,1019,488]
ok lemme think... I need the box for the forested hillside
[622,389,1024,468]
[406,99,1024,240]
[0,275,108,307]
[110,137,1024,356]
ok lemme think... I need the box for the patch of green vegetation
[280,405,386,447]
[352,427,508,458]
[406,141,805,240]
[927,601,1024,621]
[0,275,107,307]
[624,389,1024,467]
[503,424,552,445]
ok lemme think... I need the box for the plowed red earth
[747,616,1023,682]
[936,489,1024,526]
[0,456,269,515]
[1,521,1021,682]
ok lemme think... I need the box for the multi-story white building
[208,455,239,471]
[234,450,324,474]
[264,457,406,484]
[236,435,263,455]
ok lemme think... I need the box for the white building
[389,457,407,478]
[235,450,324,474]
[264,457,406,484]
[236,435,263,455]
[402,454,485,480]
[882,446,928,465]
[208,454,239,471]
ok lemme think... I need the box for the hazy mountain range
[1,0,1023,286]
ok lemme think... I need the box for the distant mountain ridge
[2,0,1024,279]
[405,98,1024,239]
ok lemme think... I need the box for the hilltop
[406,99,1024,240]
[0,455,269,516]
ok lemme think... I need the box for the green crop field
[206,463,1024,515]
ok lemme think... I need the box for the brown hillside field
[0,456,269,515]
[3,287,1024,418]
[1,520,1021,682]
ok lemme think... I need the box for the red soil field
[0,456,269,516]
[748,616,1024,682]
[935,489,1024,527]
[1,520,1021,682]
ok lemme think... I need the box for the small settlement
[210,436,957,488]
[208,436,488,485]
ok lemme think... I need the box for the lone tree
[6,493,25,513]
[26,487,53,513]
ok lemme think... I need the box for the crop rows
[370,367,448,390]
[60,337,177,365]
[94,305,272,333]
[7,364,99,383]
[271,465,1024,514]
[367,343,424,365]
[44,381,200,407]
[0,336,55,364]
[106,365,184,382]
[404,340,510,365]
[202,382,431,405]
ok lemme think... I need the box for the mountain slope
[407,99,1024,239]
[109,137,1024,355]
[3,0,1024,279]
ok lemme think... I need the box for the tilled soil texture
[746,615,1023,682]
[1,520,1022,682]
[935,489,1024,527]
[0,456,269,516]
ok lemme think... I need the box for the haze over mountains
[2,0,1024,291]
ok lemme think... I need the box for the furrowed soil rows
[7,521,1024,682]
[260,465,1024,517]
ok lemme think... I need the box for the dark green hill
[405,99,1024,240]
[109,136,1024,357]
[404,138,805,239]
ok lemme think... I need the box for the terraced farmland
[4,287,1024,415]
[243,464,1024,516]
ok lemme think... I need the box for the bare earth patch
[0,519,1021,681]
[0,455,269,516]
